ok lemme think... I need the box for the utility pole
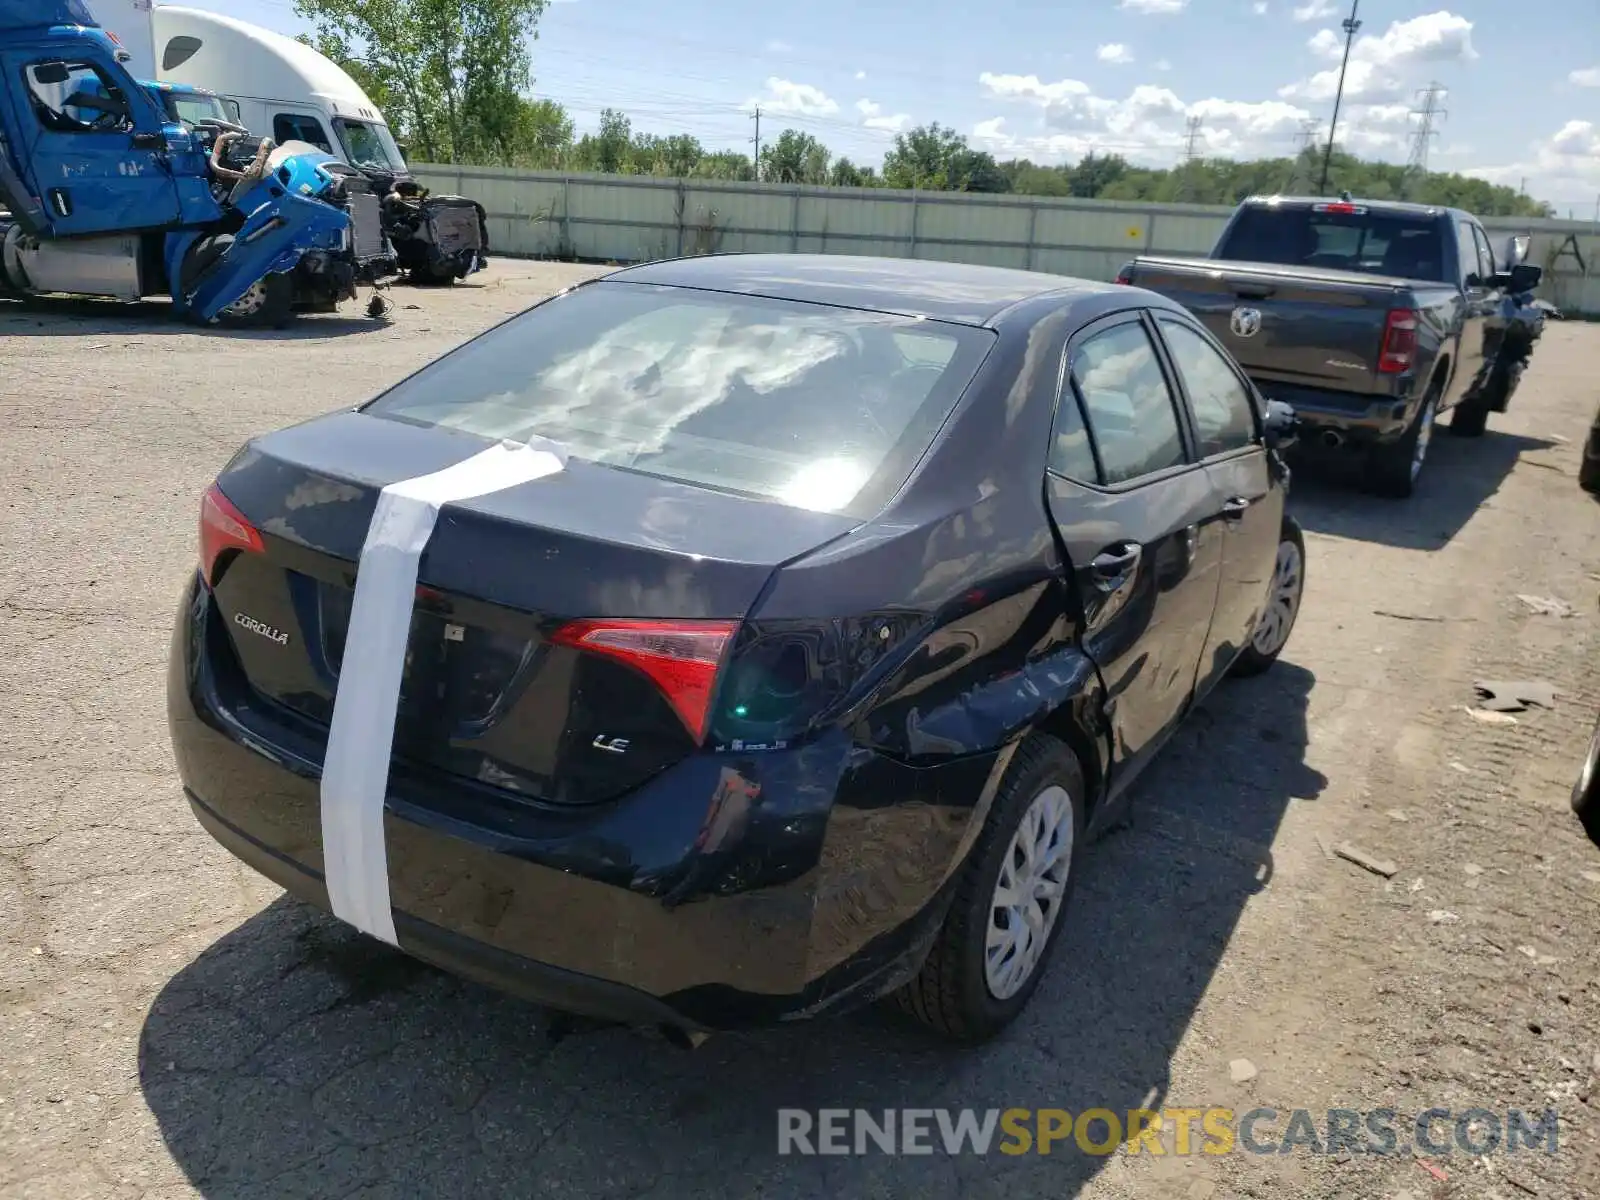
[1176,116,1203,200]
[1403,82,1447,198]
[1288,118,1322,190]
[749,106,762,182]
[1318,0,1361,195]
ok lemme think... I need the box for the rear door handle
[1221,496,1252,521]
[1089,542,1142,591]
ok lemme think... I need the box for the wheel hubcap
[225,281,267,317]
[1411,399,1436,482]
[985,784,1074,1000]
[1250,539,1303,657]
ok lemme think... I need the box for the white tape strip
[320,438,566,945]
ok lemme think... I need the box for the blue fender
[164,230,205,315]
[179,180,350,322]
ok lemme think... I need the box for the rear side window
[1219,206,1448,282]
[364,282,993,517]
[274,113,331,152]
[1158,320,1258,457]
[1064,321,1187,485]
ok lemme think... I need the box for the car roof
[605,253,1123,328]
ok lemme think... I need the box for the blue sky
[170,0,1600,211]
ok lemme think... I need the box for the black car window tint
[1069,322,1186,485]
[1159,320,1257,457]
[1047,364,1098,482]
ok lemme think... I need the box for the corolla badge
[234,612,290,646]
[1230,307,1263,338]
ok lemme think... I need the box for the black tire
[891,734,1087,1043]
[1365,386,1440,498]
[1230,513,1306,678]
[216,272,295,330]
[1571,710,1600,840]
[1578,411,1600,497]
[409,261,459,288]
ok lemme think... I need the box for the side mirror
[1263,399,1299,451]
[1501,234,1531,267]
[33,62,71,86]
[395,143,410,161]
[1507,262,1542,293]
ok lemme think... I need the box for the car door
[1044,310,1229,790]
[4,53,181,236]
[1444,218,1495,409]
[1153,314,1285,690]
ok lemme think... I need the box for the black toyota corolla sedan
[169,253,1304,1043]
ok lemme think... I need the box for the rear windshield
[1218,206,1448,282]
[364,281,992,516]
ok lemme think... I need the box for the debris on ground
[1333,843,1399,878]
[1373,609,1459,623]
[1473,679,1559,712]
[1464,706,1520,725]
[1516,594,1577,617]
[1229,1058,1258,1083]
[1386,808,1410,822]
[1428,910,1460,924]
[1416,1158,1449,1183]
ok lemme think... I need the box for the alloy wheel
[224,281,268,318]
[985,784,1075,1000]
[1251,539,1304,658]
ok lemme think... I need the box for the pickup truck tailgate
[1129,258,1409,393]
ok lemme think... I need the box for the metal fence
[412,164,1600,317]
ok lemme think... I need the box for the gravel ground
[2,263,1599,1200]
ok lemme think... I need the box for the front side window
[1470,224,1497,284]
[25,60,132,134]
[274,114,332,153]
[364,282,994,517]
[1068,321,1187,485]
[1159,320,1258,457]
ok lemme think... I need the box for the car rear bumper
[167,574,992,1031]
[1252,380,1417,447]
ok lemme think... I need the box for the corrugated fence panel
[410,166,1599,314]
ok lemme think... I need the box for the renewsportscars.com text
[776,1107,1561,1157]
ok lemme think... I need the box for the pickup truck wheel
[1365,387,1438,498]
[1571,708,1600,840]
[889,735,1086,1043]
[1230,514,1305,678]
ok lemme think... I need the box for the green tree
[761,130,831,184]
[293,0,548,164]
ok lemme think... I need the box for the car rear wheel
[1230,514,1306,678]
[891,735,1086,1043]
[1366,387,1438,498]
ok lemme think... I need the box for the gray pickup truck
[1118,195,1543,497]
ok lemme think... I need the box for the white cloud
[855,69,868,81]
[1098,43,1135,64]
[1155,58,1173,71]
[1253,1,1269,13]
[1293,0,1338,20]
[855,98,911,132]
[1281,11,1477,104]
[747,77,839,117]
[1571,66,1600,87]
[1466,120,1600,207]
[765,39,792,53]
[1118,0,1187,12]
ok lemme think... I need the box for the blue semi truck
[0,0,390,327]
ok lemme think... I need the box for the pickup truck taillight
[1378,309,1419,374]
[1115,264,1133,285]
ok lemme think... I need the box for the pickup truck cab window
[1066,319,1188,486]
[25,61,132,134]
[1218,204,1448,282]
[1157,318,1259,457]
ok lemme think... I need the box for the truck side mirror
[1263,399,1299,451]
[33,63,71,86]
[1508,263,1542,293]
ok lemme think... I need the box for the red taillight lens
[551,619,738,744]
[1378,309,1419,374]
[199,482,263,587]
[1115,266,1133,285]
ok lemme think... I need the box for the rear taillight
[1115,265,1133,285]
[199,482,263,587]
[551,619,738,744]
[1378,309,1419,374]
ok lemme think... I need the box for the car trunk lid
[204,411,859,807]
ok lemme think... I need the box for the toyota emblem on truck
[1230,307,1263,338]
